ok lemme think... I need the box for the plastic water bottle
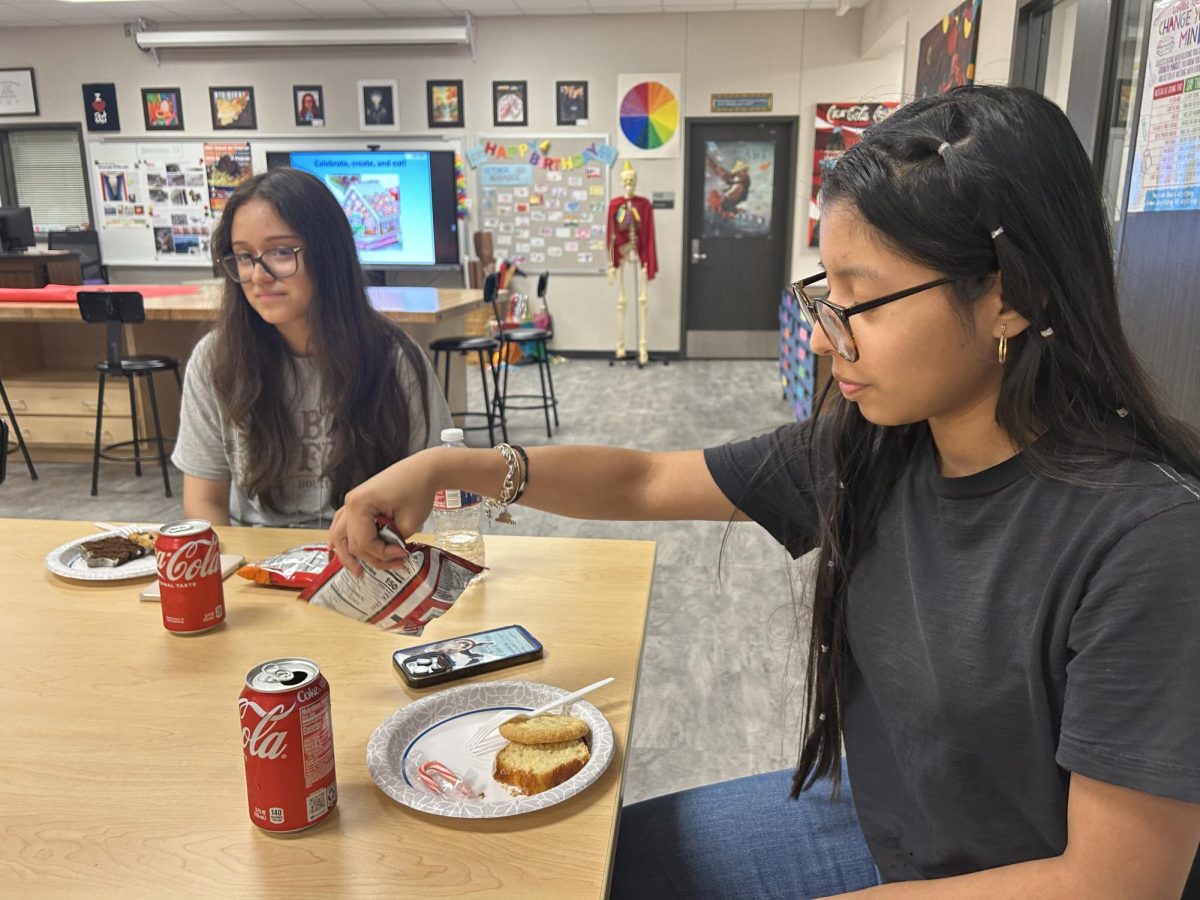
[432,428,485,568]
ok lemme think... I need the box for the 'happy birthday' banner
[466,140,619,170]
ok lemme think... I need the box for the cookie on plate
[499,713,589,745]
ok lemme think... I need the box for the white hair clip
[1039,326,1055,338]
[1116,407,1129,418]
[937,141,951,157]
[990,226,1005,239]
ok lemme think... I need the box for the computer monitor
[0,206,35,252]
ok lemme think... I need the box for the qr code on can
[306,787,329,822]
[269,807,284,825]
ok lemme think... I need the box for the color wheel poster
[617,73,681,159]
[1127,0,1200,213]
[808,102,899,247]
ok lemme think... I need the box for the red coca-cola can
[155,518,225,634]
[239,658,337,833]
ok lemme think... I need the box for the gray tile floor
[1,357,814,805]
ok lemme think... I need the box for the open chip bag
[298,517,483,635]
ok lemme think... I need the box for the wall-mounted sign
[651,191,675,210]
[711,93,773,114]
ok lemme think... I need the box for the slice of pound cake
[493,738,590,796]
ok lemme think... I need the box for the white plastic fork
[465,677,614,757]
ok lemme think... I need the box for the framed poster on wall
[808,102,899,247]
[914,0,982,99]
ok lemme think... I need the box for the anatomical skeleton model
[606,160,658,366]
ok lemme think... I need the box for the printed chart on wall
[1127,0,1200,213]
[466,135,619,273]
[808,102,899,246]
[617,74,681,159]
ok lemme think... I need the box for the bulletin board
[86,136,465,269]
[468,133,616,275]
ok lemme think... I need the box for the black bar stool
[78,291,180,497]
[429,273,507,445]
[0,370,37,480]
[499,271,559,440]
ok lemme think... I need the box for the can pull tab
[261,663,306,686]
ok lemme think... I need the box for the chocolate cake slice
[80,535,151,568]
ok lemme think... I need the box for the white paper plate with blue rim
[44,524,160,582]
[367,680,615,818]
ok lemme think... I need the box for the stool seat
[96,355,180,374]
[429,335,500,353]
[504,327,552,342]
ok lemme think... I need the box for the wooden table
[0,284,489,460]
[0,519,654,898]
[0,250,82,289]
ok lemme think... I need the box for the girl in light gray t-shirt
[173,168,451,528]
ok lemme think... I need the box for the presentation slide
[288,151,436,266]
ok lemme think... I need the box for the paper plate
[367,680,615,819]
[44,525,159,582]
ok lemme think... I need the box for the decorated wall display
[210,87,257,130]
[95,161,146,228]
[204,142,252,213]
[616,74,681,159]
[807,101,899,246]
[82,83,120,132]
[493,81,528,127]
[359,80,399,130]
[427,80,464,129]
[141,88,183,130]
[294,85,325,127]
[466,135,618,273]
[141,143,212,259]
[0,68,38,117]
[914,0,982,99]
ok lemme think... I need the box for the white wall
[0,12,903,353]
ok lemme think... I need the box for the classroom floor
[0,356,812,805]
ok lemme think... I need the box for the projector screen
[267,150,460,267]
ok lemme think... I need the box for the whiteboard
[85,136,467,271]
[470,133,612,275]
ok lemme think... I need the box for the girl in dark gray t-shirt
[331,87,1200,897]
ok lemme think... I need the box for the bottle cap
[440,427,465,443]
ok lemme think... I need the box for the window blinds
[9,129,91,232]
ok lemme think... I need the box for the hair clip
[1116,407,1129,418]
[990,226,1005,239]
[937,141,951,157]
[1039,326,1055,338]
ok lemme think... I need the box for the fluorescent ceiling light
[58,1,169,4]
[135,25,472,49]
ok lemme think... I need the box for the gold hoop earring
[998,324,1008,365]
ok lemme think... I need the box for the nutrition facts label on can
[300,694,334,788]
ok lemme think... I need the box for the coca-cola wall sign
[807,101,900,248]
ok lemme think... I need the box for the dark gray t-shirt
[705,422,1200,885]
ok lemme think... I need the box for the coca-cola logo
[296,684,323,703]
[157,537,220,583]
[239,698,295,760]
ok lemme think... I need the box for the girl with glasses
[173,167,451,528]
[331,86,1200,897]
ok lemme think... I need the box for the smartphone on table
[393,624,543,688]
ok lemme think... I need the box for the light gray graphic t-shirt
[172,331,451,527]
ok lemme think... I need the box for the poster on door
[1126,0,1200,213]
[702,140,776,238]
[96,162,148,229]
[808,102,899,247]
[140,143,212,259]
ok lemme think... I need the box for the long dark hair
[208,167,432,512]
[790,86,1200,798]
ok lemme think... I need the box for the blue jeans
[611,762,880,899]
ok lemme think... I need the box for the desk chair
[499,271,558,439]
[428,273,507,445]
[78,292,180,497]
[49,230,108,284]
[0,369,37,480]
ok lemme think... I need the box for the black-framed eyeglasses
[789,271,956,362]
[219,246,305,283]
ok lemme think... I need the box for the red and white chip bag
[298,517,483,635]
[237,544,331,588]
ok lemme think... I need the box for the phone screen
[393,624,542,686]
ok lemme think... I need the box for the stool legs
[91,371,106,497]
[476,349,495,446]
[127,375,142,477]
[144,372,172,498]
[0,376,37,480]
[541,341,559,428]
[535,351,552,439]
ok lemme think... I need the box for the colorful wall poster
[914,0,982,100]
[616,74,681,159]
[95,161,147,228]
[140,143,211,258]
[204,141,252,213]
[807,102,899,247]
[1127,0,1200,213]
[82,83,120,132]
[703,140,776,238]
